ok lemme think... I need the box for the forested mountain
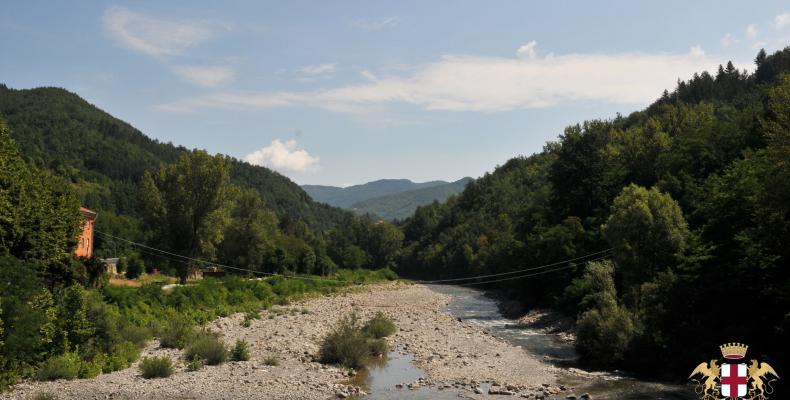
[302,178,451,208]
[349,177,472,220]
[400,48,790,379]
[0,84,405,282]
[0,84,348,232]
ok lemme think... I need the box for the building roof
[79,207,98,220]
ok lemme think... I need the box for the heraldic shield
[689,343,780,400]
[721,363,748,398]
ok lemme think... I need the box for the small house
[101,257,120,276]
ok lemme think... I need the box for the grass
[159,316,194,349]
[231,339,250,362]
[319,312,396,369]
[186,355,204,371]
[35,353,81,381]
[185,331,228,365]
[139,357,174,379]
[263,354,279,366]
[363,312,396,338]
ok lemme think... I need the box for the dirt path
[2,282,557,399]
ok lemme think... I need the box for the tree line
[398,47,790,379]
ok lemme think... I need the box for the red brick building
[75,207,97,259]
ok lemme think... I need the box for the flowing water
[351,284,696,399]
[430,284,696,400]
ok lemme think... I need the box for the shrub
[575,303,636,367]
[78,356,103,379]
[263,355,279,366]
[120,324,151,347]
[139,356,174,379]
[231,339,250,361]
[319,314,369,369]
[362,312,396,338]
[35,352,82,381]
[240,319,251,328]
[186,355,204,371]
[30,393,58,400]
[159,315,194,349]
[366,338,388,356]
[185,331,227,365]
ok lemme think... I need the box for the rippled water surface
[428,284,696,400]
[353,284,695,399]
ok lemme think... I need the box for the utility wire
[95,230,610,286]
[413,248,612,283]
[95,230,346,283]
[451,254,611,286]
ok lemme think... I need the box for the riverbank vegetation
[399,48,790,379]
[1,46,788,389]
[0,107,400,390]
[320,312,396,369]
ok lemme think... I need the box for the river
[352,284,696,399]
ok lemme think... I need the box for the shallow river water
[353,284,696,399]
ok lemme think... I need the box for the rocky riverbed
[2,282,561,399]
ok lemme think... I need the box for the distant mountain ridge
[350,177,473,220]
[302,178,472,220]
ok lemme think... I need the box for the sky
[2,1,789,186]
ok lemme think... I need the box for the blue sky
[2,1,789,186]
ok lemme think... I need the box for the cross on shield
[721,363,748,398]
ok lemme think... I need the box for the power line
[452,254,611,286]
[413,248,612,283]
[94,230,346,283]
[95,230,611,287]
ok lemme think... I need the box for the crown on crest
[720,343,748,359]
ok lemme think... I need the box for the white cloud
[173,65,235,87]
[689,45,705,57]
[720,33,739,47]
[350,16,400,30]
[752,40,767,49]
[300,63,336,75]
[158,49,724,114]
[103,6,211,57]
[746,24,758,39]
[516,41,538,60]
[775,13,790,30]
[244,139,319,173]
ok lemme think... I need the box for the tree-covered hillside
[400,48,790,379]
[0,84,348,232]
[349,177,473,220]
[303,178,451,208]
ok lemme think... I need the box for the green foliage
[123,253,145,279]
[575,303,636,368]
[319,314,370,369]
[346,178,473,221]
[158,315,195,349]
[186,355,204,371]
[320,313,397,368]
[231,339,250,362]
[0,118,80,265]
[400,49,790,378]
[602,184,689,291]
[560,260,617,314]
[35,352,82,381]
[362,312,396,339]
[365,338,388,356]
[185,331,227,366]
[139,356,174,379]
[138,151,233,283]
